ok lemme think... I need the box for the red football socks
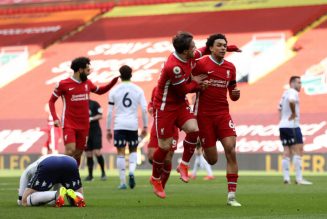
[152,147,169,179]
[161,162,172,189]
[182,131,199,163]
[227,173,238,192]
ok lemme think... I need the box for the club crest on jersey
[226,70,230,78]
[85,84,89,91]
[173,66,181,75]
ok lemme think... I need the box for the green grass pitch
[1,171,326,219]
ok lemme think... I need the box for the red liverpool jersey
[52,77,97,129]
[193,55,236,116]
[154,48,206,111]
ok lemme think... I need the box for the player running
[192,33,241,206]
[150,32,240,198]
[147,86,179,189]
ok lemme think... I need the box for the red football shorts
[155,105,195,139]
[148,121,179,151]
[197,113,237,149]
[63,128,89,150]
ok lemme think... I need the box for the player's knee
[65,148,74,156]
[128,146,137,153]
[164,159,172,165]
[94,149,101,156]
[225,144,236,155]
[207,157,218,165]
[204,151,217,165]
[158,139,172,151]
[165,151,174,162]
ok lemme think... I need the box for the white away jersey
[107,82,148,130]
[278,88,300,128]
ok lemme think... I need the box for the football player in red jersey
[193,34,241,206]
[48,57,119,166]
[149,32,208,198]
[147,86,179,190]
[150,32,241,199]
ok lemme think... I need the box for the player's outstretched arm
[94,76,119,94]
[227,45,242,52]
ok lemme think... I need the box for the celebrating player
[149,32,208,199]
[147,86,179,189]
[192,33,241,206]
[48,57,119,166]
[150,32,240,199]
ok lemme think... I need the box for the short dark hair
[172,32,194,54]
[71,57,90,72]
[206,33,228,49]
[289,76,300,84]
[119,65,132,81]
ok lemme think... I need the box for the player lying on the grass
[18,154,85,207]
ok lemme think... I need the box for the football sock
[152,147,169,179]
[182,131,199,163]
[192,154,201,176]
[161,162,172,189]
[96,155,105,175]
[129,152,137,175]
[87,157,94,178]
[117,155,126,185]
[293,155,302,181]
[201,155,213,176]
[282,157,291,181]
[26,191,57,206]
[226,173,238,193]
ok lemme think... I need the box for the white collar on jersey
[173,52,188,63]
[209,55,224,66]
[70,76,82,84]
